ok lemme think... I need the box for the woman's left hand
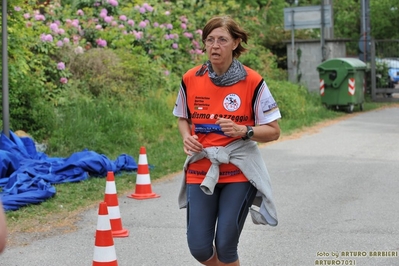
[215,118,245,138]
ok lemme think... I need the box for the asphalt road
[2,107,399,266]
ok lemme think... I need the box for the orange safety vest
[181,65,264,184]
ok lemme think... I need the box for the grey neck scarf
[195,59,247,86]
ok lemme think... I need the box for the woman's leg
[220,260,240,266]
[201,245,220,266]
[215,182,257,265]
[186,184,220,264]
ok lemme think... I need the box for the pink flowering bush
[0,0,60,138]
[17,0,216,99]
[13,0,261,99]
[2,0,281,140]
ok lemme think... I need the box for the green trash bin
[316,58,366,113]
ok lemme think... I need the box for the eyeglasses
[204,37,230,46]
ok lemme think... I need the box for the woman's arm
[0,201,7,253]
[247,120,280,143]
[216,118,280,143]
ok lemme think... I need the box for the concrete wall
[286,39,349,92]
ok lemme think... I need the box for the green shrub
[0,1,69,138]
[267,80,308,120]
[1,0,333,145]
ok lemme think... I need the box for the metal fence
[370,39,399,102]
[344,39,399,102]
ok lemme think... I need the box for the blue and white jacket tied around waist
[178,139,278,226]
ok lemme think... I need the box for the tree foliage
[370,0,399,39]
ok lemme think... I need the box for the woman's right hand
[183,134,203,155]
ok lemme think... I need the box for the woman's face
[204,27,239,69]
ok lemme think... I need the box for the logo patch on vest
[223,94,241,112]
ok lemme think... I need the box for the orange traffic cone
[93,202,118,266]
[127,146,160,200]
[104,171,129,238]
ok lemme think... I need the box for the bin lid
[317,57,366,71]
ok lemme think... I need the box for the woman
[173,16,281,265]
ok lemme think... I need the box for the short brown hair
[202,16,248,58]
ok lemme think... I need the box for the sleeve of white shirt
[172,82,189,118]
[254,81,281,125]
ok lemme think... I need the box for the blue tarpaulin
[0,131,138,211]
